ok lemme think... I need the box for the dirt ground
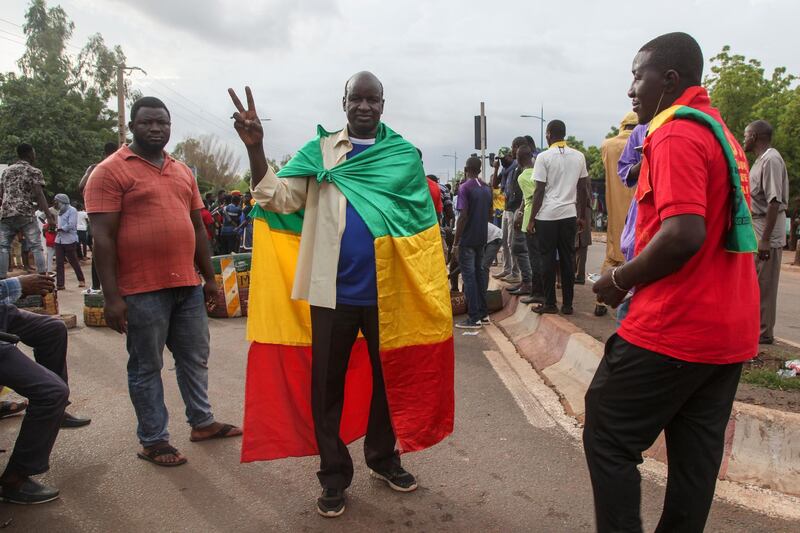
[540,259,800,413]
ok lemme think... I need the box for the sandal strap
[147,444,179,458]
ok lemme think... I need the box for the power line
[1,16,239,141]
[0,33,25,47]
[134,81,234,138]
[148,78,233,131]
[0,17,21,28]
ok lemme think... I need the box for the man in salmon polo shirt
[85,97,242,467]
[588,32,759,533]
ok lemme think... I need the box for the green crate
[16,295,43,308]
[84,293,105,308]
[232,253,252,272]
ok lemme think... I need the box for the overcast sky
[1,0,798,180]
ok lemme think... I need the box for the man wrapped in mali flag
[228,72,454,518]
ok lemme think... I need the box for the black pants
[310,304,400,490]
[0,305,69,478]
[525,231,543,296]
[583,335,742,533]
[219,234,239,255]
[576,245,588,282]
[55,242,85,288]
[90,258,101,291]
[76,230,89,258]
[536,217,577,307]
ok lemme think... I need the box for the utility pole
[479,101,487,183]
[117,66,126,146]
[116,64,147,146]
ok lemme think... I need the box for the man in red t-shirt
[588,33,759,532]
[86,97,241,467]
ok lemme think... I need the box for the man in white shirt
[526,120,589,315]
[75,204,89,259]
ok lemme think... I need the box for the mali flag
[241,123,454,462]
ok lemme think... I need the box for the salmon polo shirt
[84,145,204,297]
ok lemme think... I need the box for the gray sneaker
[455,319,482,329]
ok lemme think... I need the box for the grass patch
[741,368,800,391]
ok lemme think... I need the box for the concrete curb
[492,294,800,498]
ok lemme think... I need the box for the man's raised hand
[228,86,263,148]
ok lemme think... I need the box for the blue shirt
[336,139,377,306]
[221,204,242,235]
[0,277,22,304]
[456,178,492,247]
[56,205,79,244]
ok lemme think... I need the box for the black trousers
[55,242,85,288]
[583,335,742,533]
[310,304,400,490]
[0,305,69,478]
[536,217,577,307]
[525,231,543,296]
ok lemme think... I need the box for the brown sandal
[189,423,241,442]
[137,443,187,467]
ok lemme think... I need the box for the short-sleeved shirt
[336,139,378,306]
[533,145,588,221]
[427,178,443,215]
[221,204,242,235]
[0,161,45,218]
[76,210,89,231]
[750,148,789,248]
[84,145,204,297]
[200,208,214,240]
[517,167,535,231]
[618,86,759,365]
[455,178,492,247]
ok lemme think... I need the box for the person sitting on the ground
[0,274,91,505]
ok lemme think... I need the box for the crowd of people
[0,28,794,533]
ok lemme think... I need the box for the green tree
[705,46,795,141]
[705,45,800,262]
[565,136,604,180]
[0,0,125,198]
[172,134,240,189]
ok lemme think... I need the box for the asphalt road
[0,285,795,532]
[585,243,800,345]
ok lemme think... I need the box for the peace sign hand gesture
[228,86,263,148]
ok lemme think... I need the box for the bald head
[343,71,385,139]
[747,120,773,139]
[344,71,384,99]
[743,119,773,153]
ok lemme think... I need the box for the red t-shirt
[84,146,204,297]
[200,207,214,240]
[618,87,759,364]
[427,178,443,215]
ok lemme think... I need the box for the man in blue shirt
[53,194,85,290]
[0,274,89,504]
[452,156,493,328]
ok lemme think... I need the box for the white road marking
[482,322,800,522]
[482,324,580,436]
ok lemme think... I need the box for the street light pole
[442,151,457,186]
[520,105,546,150]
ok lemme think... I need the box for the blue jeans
[482,239,502,294]
[459,245,487,322]
[0,215,46,278]
[615,298,631,326]
[124,285,214,446]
